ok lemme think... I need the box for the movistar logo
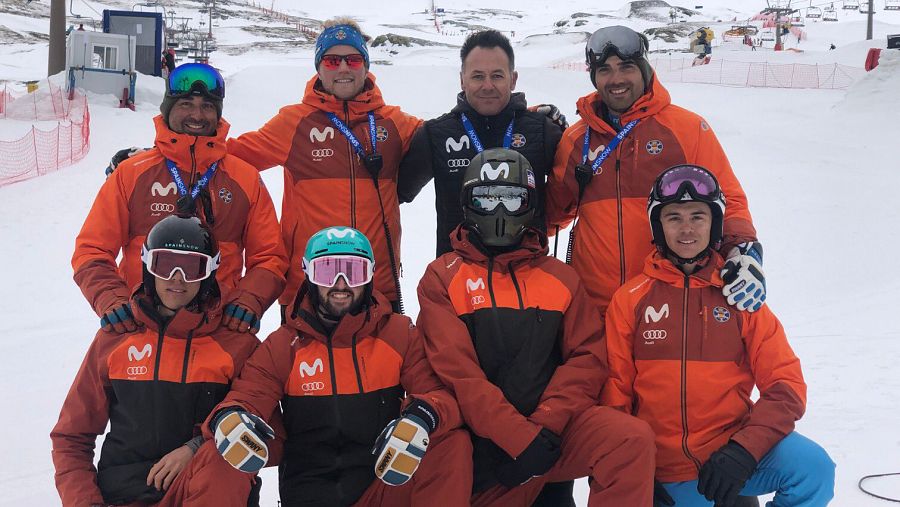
[480,162,510,181]
[325,228,356,240]
[299,358,324,378]
[644,304,670,324]
[587,145,604,161]
[465,278,485,293]
[445,135,470,153]
[128,344,152,362]
[151,182,178,196]
[309,127,335,143]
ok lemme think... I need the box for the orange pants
[154,440,254,507]
[471,407,656,507]
[353,428,473,507]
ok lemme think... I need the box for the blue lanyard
[460,112,514,153]
[327,112,377,158]
[581,119,640,174]
[166,159,218,200]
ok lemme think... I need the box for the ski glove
[372,398,439,486]
[721,241,766,312]
[495,428,562,487]
[654,479,675,507]
[212,408,275,473]
[222,303,261,334]
[532,103,569,130]
[100,303,141,334]
[697,441,758,507]
[105,146,147,177]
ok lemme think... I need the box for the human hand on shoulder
[721,241,766,312]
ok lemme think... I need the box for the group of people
[51,18,835,507]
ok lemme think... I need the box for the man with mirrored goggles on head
[545,25,764,318]
[53,215,270,507]
[417,148,656,506]
[74,63,287,338]
[202,226,471,506]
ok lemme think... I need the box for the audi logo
[471,295,485,305]
[127,366,148,375]
[150,203,175,213]
[643,330,667,340]
[302,381,325,392]
[311,149,334,158]
[447,158,470,168]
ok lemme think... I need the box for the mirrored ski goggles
[655,165,720,201]
[586,26,649,65]
[320,54,366,70]
[304,255,374,288]
[469,185,530,214]
[141,246,220,283]
[167,63,226,99]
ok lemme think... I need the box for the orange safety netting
[0,82,91,187]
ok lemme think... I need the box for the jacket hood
[153,115,230,172]
[286,281,395,348]
[130,290,223,339]
[575,76,671,135]
[448,225,549,273]
[451,91,528,116]
[301,73,386,115]
[642,251,725,289]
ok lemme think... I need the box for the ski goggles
[468,185,530,214]
[654,165,720,202]
[586,26,649,65]
[304,254,374,288]
[141,246,220,283]
[167,63,225,100]
[320,54,367,70]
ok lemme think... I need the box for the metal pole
[48,0,66,76]
[866,0,874,40]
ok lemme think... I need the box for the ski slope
[1,1,899,505]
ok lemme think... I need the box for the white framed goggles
[303,254,374,288]
[141,246,220,283]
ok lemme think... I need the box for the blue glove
[100,302,141,334]
[372,399,438,486]
[212,408,275,473]
[721,242,766,312]
[223,303,261,334]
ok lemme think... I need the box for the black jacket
[398,92,563,257]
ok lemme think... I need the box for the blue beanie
[315,24,369,69]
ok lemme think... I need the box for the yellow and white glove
[212,408,274,473]
[372,399,438,486]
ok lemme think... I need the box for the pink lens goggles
[304,255,374,288]
[141,246,220,283]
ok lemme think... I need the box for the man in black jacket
[398,30,565,259]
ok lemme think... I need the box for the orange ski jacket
[601,252,806,482]
[202,288,460,505]
[417,226,606,488]
[72,116,287,319]
[50,293,259,506]
[227,74,421,305]
[545,78,757,312]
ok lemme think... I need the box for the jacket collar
[286,282,393,347]
[131,292,222,339]
[448,225,548,273]
[301,73,386,116]
[575,76,671,135]
[643,251,725,288]
[153,115,229,173]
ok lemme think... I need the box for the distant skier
[52,215,270,506]
[602,165,835,506]
[546,25,764,316]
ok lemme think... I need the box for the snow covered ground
[1,0,899,505]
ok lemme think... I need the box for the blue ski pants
[660,432,835,506]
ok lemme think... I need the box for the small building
[102,10,165,77]
[66,30,136,100]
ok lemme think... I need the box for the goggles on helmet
[468,185,530,215]
[586,26,649,66]
[304,254,374,288]
[167,63,225,100]
[141,246,220,283]
[653,165,721,203]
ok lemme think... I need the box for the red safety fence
[0,83,91,187]
[549,58,864,90]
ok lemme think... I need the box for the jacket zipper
[680,274,703,471]
[615,153,626,285]
[350,330,364,392]
[152,322,168,456]
[180,330,194,384]
[344,102,357,228]
[324,332,346,504]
